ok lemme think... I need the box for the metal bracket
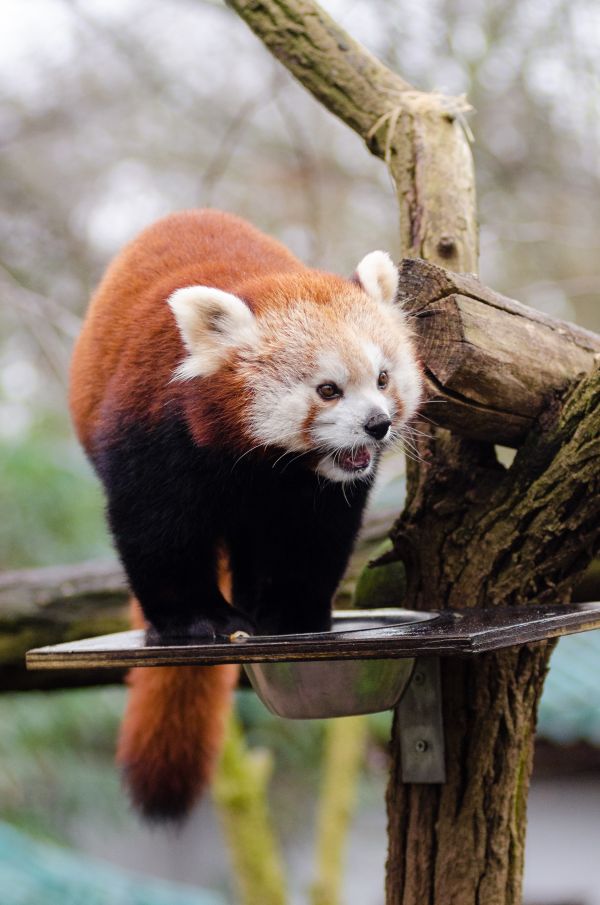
[397,657,446,783]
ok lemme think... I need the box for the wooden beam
[400,258,600,446]
[0,560,129,691]
[0,559,128,617]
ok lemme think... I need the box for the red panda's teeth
[338,446,372,472]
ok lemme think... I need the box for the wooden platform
[26,603,600,670]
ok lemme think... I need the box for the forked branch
[227,0,478,270]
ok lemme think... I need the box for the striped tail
[116,599,239,821]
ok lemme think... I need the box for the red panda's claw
[229,630,251,643]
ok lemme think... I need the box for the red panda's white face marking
[242,316,421,483]
[168,251,422,483]
[244,253,421,483]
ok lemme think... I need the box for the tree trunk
[386,367,600,905]
[227,3,600,904]
[386,646,550,905]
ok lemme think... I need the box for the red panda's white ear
[355,251,399,306]
[167,286,258,380]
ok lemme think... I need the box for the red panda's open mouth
[338,446,372,472]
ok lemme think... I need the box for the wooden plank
[399,258,600,445]
[26,603,600,669]
[0,560,129,691]
[0,560,128,617]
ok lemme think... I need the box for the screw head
[414,739,428,754]
[413,671,425,686]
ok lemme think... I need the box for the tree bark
[385,368,600,905]
[227,0,478,272]
[398,258,600,446]
[392,369,600,613]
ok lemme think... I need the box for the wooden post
[227,0,478,272]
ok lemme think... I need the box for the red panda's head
[168,252,422,482]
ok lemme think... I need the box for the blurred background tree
[1,1,600,903]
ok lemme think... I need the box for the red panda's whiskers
[272,448,303,470]
[230,442,270,471]
[342,480,350,506]
[386,426,427,465]
[400,439,426,464]
[404,424,434,439]
[278,450,312,472]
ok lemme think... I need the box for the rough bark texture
[393,369,600,613]
[386,646,550,905]
[398,258,600,446]
[385,368,600,905]
[227,0,478,272]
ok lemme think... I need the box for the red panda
[70,209,422,821]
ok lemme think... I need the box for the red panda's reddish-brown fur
[70,210,305,448]
[117,549,236,821]
[70,211,300,820]
[70,209,421,821]
[117,631,239,820]
[117,664,237,819]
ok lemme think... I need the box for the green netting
[538,632,600,744]
[0,821,225,905]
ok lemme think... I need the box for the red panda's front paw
[145,611,253,645]
[212,610,256,640]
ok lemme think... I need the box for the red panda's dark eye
[377,370,389,389]
[317,383,342,400]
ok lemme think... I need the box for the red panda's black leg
[110,509,254,639]
[93,419,256,640]
[227,464,372,635]
[112,528,255,641]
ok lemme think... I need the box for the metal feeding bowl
[243,609,436,719]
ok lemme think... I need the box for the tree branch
[400,258,600,445]
[391,366,600,610]
[227,0,478,270]
[0,561,129,690]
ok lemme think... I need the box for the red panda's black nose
[364,412,391,440]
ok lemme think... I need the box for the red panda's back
[70,210,303,448]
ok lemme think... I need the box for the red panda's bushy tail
[116,600,239,822]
